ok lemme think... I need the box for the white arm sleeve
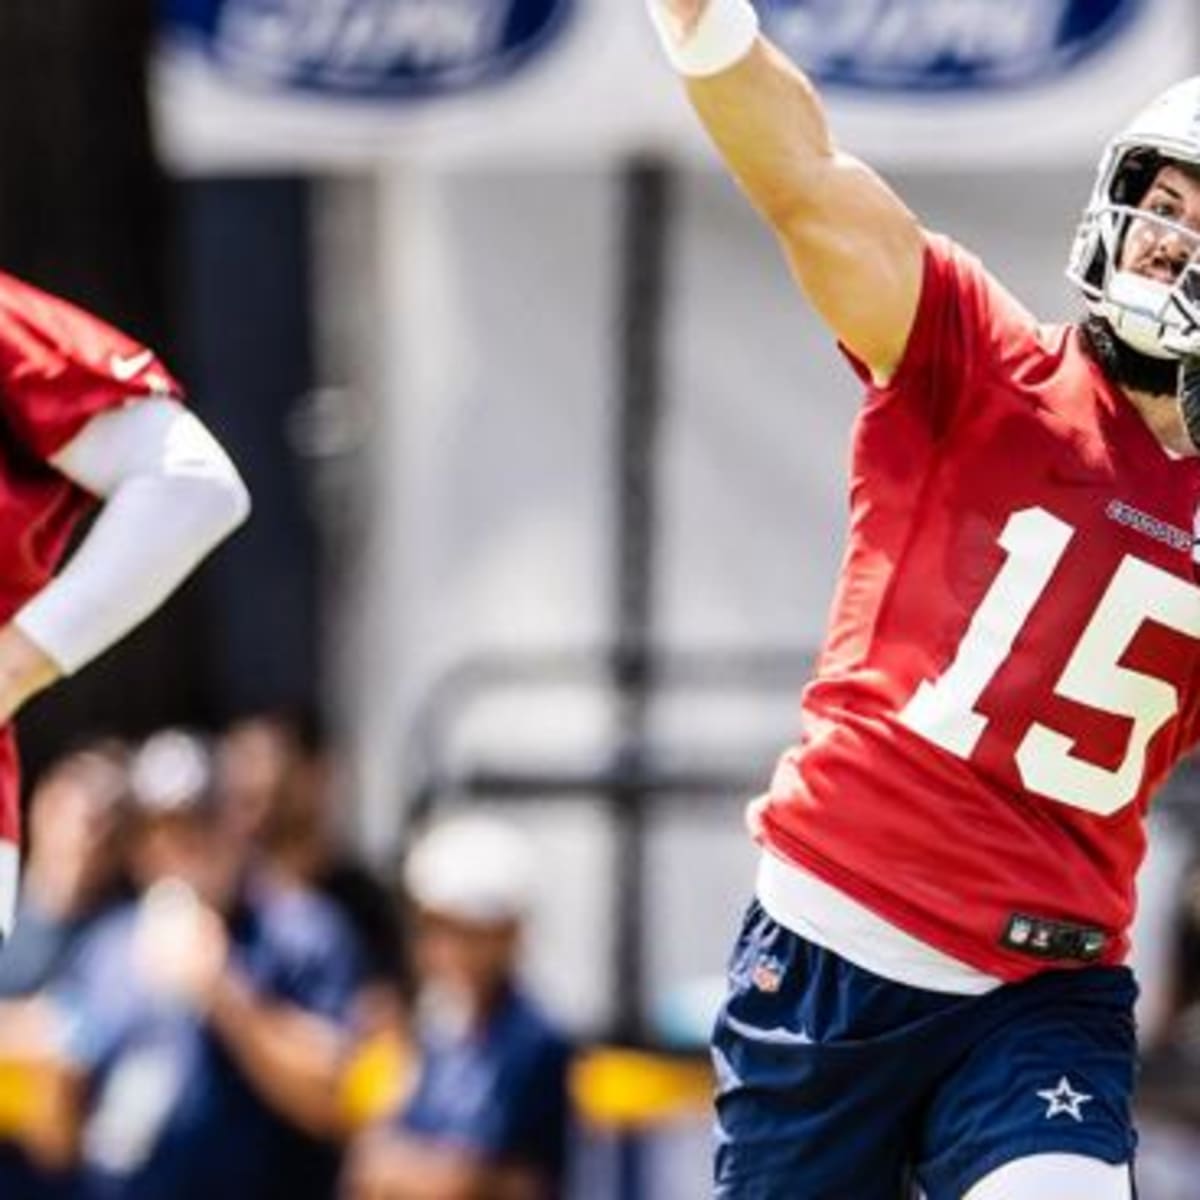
[12,399,251,674]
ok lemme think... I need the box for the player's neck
[1121,386,1196,458]
[1077,320,1195,457]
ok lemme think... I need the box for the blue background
[159,0,574,98]
[760,0,1144,92]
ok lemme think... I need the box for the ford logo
[760,0,1144,92]
[162,0,573,99]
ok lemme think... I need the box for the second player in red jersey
[0,271,249,935]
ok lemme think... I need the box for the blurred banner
[153,0,1197,171]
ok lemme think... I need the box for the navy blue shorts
[712,901,1138,1199]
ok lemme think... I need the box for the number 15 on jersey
[900,506,1200,817]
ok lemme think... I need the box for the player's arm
[0,400,250,721]
[648,0,924,381]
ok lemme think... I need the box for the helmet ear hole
[1111,148,1163,207]
[1083,235,1109,291]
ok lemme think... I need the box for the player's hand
[134,880,230,1012]
[744,793,770,843]
[0,624,60,724]
[652,0,710,41]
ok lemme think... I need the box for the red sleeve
[0,272,185,461]
[841,232,1037,437]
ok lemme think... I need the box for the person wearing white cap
[404,813,535,928]
[344,813,572,1200]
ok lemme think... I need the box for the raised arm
[649,0,925,381]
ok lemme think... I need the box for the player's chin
[1126,260,1179,287]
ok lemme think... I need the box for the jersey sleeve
[841,232,1038,437]
[0,274,183,462]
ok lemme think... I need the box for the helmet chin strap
[1103,271,1179,360]
[1109,312,1176,359]
[1079,316,1180,399]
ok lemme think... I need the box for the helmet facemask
[1069,153,1200,361]
[1068,77,1200,363]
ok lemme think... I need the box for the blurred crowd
[0,716,573,1200]
[13,719,1200,1199]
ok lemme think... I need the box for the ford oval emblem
[760,0,1145,92]
[164,0,574,99]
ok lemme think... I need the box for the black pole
[612,157,673,1045]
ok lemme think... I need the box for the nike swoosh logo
[110,350,154,382]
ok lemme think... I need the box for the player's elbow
[218,468,252,536]
[165,465,251,553]
[193,436,252,537]
[758,181,823,238]
[161,407,251,538]
[767,152,917,248]
[749,147,840,234]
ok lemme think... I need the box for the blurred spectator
[1139,851,1200,1109]
[14,728,366,1200]
[1163,857,1200,1034]
[344,813,572,1200]
[219,709,409,1021]
[213,710,296,852]
[0,740,130,1197]
[1140,850,1200,1107]
[1133,835,1200,1198]
[0,740,130,998]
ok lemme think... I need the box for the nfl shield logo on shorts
[751,953,785,993]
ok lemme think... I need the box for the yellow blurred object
[0,1062,42,1133]
[572,1047,712,1129]
[0,1059,78,1169]
[338,1031,416,1131]
[337,1036,713,1133]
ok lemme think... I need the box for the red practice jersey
[761,234,1200,981]
[0,272,181,852]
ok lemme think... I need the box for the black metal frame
[400,643,814,1037]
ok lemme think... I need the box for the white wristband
[647,0,760,78]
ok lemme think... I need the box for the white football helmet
[1067,76,1200,360]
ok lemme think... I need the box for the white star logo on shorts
[1036,1076,1093,1122]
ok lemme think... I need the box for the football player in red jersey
[0,274,248,942]
[649,3,1200,1198]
